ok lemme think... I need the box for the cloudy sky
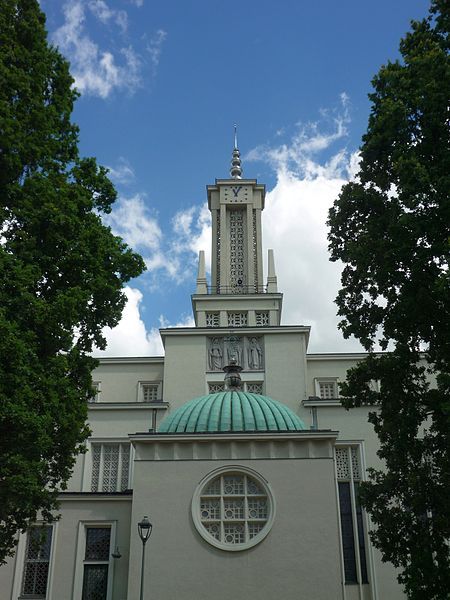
[42,0,430,356]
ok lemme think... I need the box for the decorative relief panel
[206,312,220,327]
[227,312,247,327]
[208,336,263,371]
[255,311,269,326]
[208,337,224,371]
[229,209,245,291]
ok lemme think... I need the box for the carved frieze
[207,336,264,371]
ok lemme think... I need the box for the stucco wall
[127,451,342,600]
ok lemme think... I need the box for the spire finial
[230,124,242,179]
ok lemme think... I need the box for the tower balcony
[206,285,268,295]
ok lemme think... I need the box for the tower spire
[230,124,242,179]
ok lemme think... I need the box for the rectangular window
[335,446,368,585]
[206,312,220,327]
[140,382,160,402]
[91,443,130,492]
[315,378,338,399]
[255,311,269,326]
[227,312,248,327]
[22,526,53,598]
[82,527,111,600]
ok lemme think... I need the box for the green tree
[0,0,145,561]
[328,2,450,598]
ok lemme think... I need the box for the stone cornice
[130,430,339,461]
[88,402,169,411]
[160,325,311,337]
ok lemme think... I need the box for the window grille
[91,443,130,492]
[141,383,159,402]
[82,527,111,600]
[195,470,273,550]
[229,210,245,291]
[246,382,263,394]
[335,446,361,481]
[22,527,53,597]
[209,383,225,393]
[255,311,269,326]
[206,313,220,327]
[227,312,248,327]
[318,380,338,399]
[335,446,368,585]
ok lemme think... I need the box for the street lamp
[138,516,152,600]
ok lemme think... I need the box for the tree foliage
[328,2,450,598]
[0,0,145,561]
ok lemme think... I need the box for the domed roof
[158,391,306,433]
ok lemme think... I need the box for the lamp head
[138,516,153,543]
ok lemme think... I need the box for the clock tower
[192,133,283,328]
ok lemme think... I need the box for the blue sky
[41,0,431,355]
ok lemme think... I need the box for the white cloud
[106,157,135,184]
[246,97,362,351]
[172,204,212,272]
[94,287,195,357]
[127,0,144,5]
[262,171,362,351]
[247,93,352,180]
[87,0,128,32]
[104,195,185,282]
[52,1,143,98]
[146,29,167,74]
[103,194,162,251]
[95,287,162,356]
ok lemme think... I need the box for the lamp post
[137,515,152,600]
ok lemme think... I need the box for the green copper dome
[158,391,306,433]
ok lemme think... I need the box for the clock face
[223,186,249,203]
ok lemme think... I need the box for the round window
[192,466,275,551]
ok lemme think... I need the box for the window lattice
[206,312,220,327]
[198,472,270,547]
[91,445,101,492]
[141,383,158,402]
[209,383,225,393]
[102,445,119,492]
[227,312,248,327]
[85,528,110,561]
[82,565,108,600]
[319,381,337,399]
[246,382,263,394]
[120,444,130,491]
[22,527,53,597]
[82,527,111,600]
[229,210,245,291]
[255,311,269,326]
[336,447,361,481]
[216,212,221,290]
[91,443,130,492]
[252,210,258,289]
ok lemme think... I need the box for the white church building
[1,144,407,600]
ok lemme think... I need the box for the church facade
[1,145,406,599]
